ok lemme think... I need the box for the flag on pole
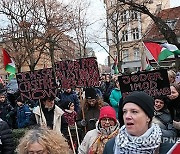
[112,56,119,74]
[2,48,16,80]
[145,57,153,70]
[144,42,180,62]
[140,56,153,71]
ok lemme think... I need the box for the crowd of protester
[0,68,180,154]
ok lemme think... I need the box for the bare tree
[0,0,75,74]
[118,0,180,70]
[0,0,47,72]
[67,0,94,58]
[104,2,142,71]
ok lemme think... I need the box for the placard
[16,68,57,101]
[118,69,171,98]
[55,57,100,88]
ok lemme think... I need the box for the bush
[12,128,28,152]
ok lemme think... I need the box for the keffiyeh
[114,123,162,154]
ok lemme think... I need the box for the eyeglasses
[101,118,114,123]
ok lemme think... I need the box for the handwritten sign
[16,68,57,101]
[118,69,171,98]
[55,57,100,88]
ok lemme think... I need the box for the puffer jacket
[0,118,14,154]
[109,88,122,118]
[16,104,32,128]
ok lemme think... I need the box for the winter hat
[85,87,98,99]
[16,96,23,103]
[99,106,116,122]
[123,91,154,120]
[63,101,74,110]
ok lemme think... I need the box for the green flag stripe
[173,50,180,55]
[158,49,174,61]
[5,64,16,74]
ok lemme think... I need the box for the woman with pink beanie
[78,106,120,154]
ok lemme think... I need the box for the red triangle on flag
[2,48,12,68]
[168,142,180,154]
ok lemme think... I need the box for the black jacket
[0,118,14,154]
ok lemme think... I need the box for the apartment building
[144,6,180,68]
[104,0,170,73]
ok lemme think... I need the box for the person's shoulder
[85,129,98,138]
[103,137,115,154]
[55,105,64,115]
[0,118,9,130]
[106,137,115,146]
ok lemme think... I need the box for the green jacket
[109,88,122,118]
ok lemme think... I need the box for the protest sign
[55,57,99,88]
[118,69,171,98]
[16,68,57,101]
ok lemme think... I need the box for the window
[134,48,140,60]
[123,50,129,62]
[130,10,138,20]
[120,11,127,22]
[132,28,139,40]
[122,30,128,42]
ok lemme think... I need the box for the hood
[95,120,120,135]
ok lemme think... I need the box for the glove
[173,120,180,130]
[81,119,87,127]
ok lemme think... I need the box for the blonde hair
[17,128,69,154]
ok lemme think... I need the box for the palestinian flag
[2,48,16,79]
[144,42,180,62]
[112,56,119,74]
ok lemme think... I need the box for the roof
[144,6,180,41]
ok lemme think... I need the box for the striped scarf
[114,123,162,154]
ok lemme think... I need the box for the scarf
[88,121,119,154]
[114,123,162,154]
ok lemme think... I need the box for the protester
[17,128,70,154]
[166,83,180,136]
[63,101,77,126]
[78,106,119,154]
[59,87,80,112]
[30,95,67,134]
[109,80,122,118]
[0,91,14,128]
[15,97,32,128]
[77,87,108,136]
[103,91,162,154]
[0,118,14,154]
[152,96,177,154]
[168,70,176,84]
[100,74,115,104]
[152,96,176,137]
[62,101,79,152]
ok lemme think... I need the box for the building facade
[103,0,170,73]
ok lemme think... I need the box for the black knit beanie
[85,87,98,99]
[123,91,154,120]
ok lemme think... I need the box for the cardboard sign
[118,69,171,98]
[16,68,57,101]
[55,57,100,88]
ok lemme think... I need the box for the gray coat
[153,109,177,137]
